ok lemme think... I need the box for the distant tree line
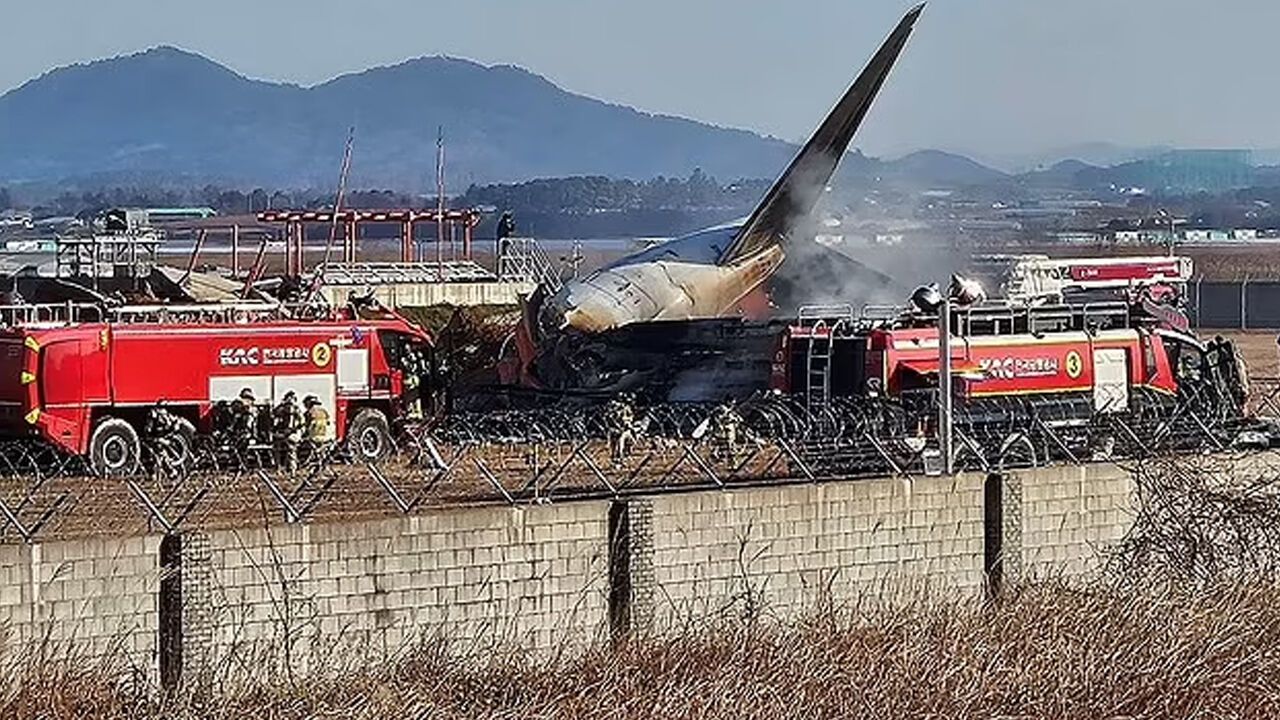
[459,170,770,214]
[16,186,427,220]
[7,170,773,225]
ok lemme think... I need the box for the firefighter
[710,398,744,460]
[0,283,24,306]
[303,395,334,464]
[402,347,424,420]
[144,400,182,467]
[435,353,454,416]
[496,211,516,241]
[272,391,304,474]
[603,393,635,464]
[231,388,260,452]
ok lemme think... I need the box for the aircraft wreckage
[515,4,925,398]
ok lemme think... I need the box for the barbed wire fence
[1108,451,1280,588]
[0,386,1268,544]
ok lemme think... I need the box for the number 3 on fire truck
[1065,350,1083,379]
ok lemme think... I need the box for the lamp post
[1157,208,1177,256]
[938,295,954,475]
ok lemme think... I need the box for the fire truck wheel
[348,408,392,462]
[90,418,141,477]
[158,419,197,474]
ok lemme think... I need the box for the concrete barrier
[0,535,161,677]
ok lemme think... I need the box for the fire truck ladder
[0,303,106,327]
[107,302,291,324]
[806,320,832,413]
[799,305,854,415]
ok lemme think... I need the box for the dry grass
[5,581,1280,719]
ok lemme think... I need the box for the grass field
[1222,330,1280,379]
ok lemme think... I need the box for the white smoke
[766,165,969,314]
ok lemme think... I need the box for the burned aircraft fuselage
[537,225,781,336]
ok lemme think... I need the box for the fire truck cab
[0,303,434,475]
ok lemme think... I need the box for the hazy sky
[4,0,1278,167]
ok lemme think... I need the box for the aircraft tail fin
[718,3,924,265]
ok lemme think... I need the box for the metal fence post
[607,501,631,642]
[1195,275,1202,331]
[1242,276,1249,331]
[158,533,183,694]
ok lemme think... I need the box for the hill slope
[0,47,798,188]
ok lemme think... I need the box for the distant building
[143,207,218,222]
[1112,229,1174,245]
[1053,231,1103,244]
[1180,228,1262,244]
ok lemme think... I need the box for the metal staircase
[497,237,563,293]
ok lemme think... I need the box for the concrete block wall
[1009,462,1136,580]
[641,474,987,629]
[0,535,160,674]
[0,460,1149,690]
[187,501,610,680]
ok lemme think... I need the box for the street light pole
[938,295,954,475]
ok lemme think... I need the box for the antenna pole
[320,127,355,270]
[241,235,269,299]
[310,126,355,300]
[436,126,445,276]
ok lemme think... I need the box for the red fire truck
[0,303,433,475]
[767,255,1245,420]
[772,297,1245,431]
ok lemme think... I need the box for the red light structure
[257,209,484,275]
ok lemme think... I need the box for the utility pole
[320,127,355,272]
[310,126,355,301]
[938,295,954,475]
[436,126,445,276]
[1158,208,1176,256]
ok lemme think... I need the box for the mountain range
[0,47,1022,191]
[0,47,1273,195]
[0,47,801,188]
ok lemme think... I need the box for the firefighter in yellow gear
[303,395,334,464]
